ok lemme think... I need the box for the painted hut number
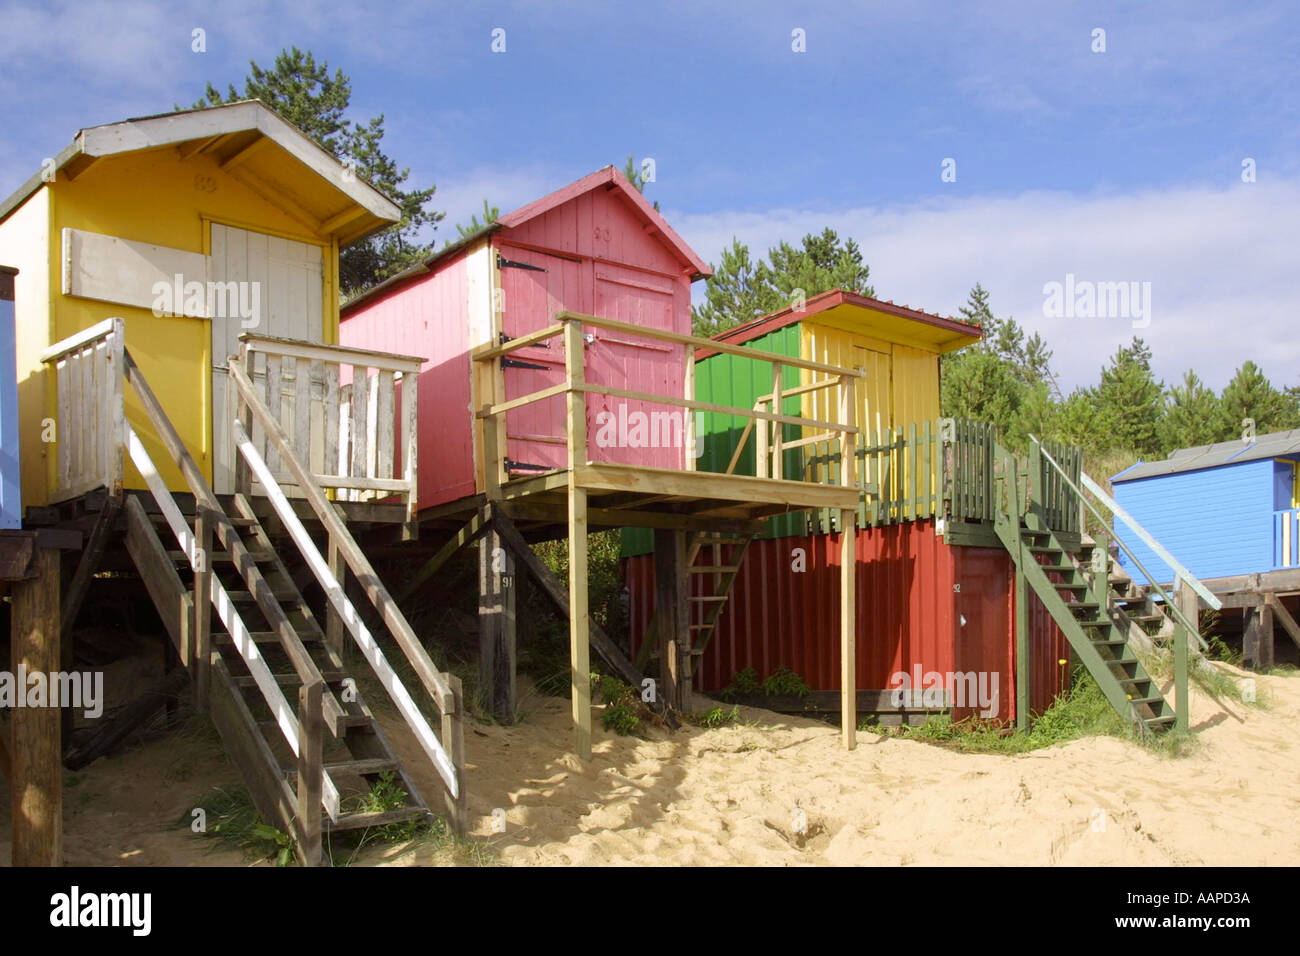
[593,227,611,242]
[194,174,217,193]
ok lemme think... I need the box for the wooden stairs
[42,319,466,866]
[129,493,433,838]
[996,519,1177,734]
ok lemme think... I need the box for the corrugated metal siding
[624,521,1067,722]
[339,250,476,510]
[1113,459,1274,582]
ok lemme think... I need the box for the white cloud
[668,177,1300,393]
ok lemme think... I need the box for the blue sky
[1,0,1297,391]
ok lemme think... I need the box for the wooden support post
[839,371,858,749]
[653,530,687,711]
[193,509,212,712]
[442,674,467,835]
[1027,443,1044,531]
[10,548,62,866]
[478,528,517,723]
[1267,593,1300,652]
[295,679,323,867]
[1174,578,1196,733]
[565,318,592,760]
[1243,599,1275,671]
[840,508,856,749]
[770,363,783,481]
[684,344,696,471]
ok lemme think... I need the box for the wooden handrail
[227,355,454,712]
[1030,437,1209,650]
[124,424,340,820]
[239,333,424,373]
[556,311,864,377]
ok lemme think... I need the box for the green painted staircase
[995,519,1177,735]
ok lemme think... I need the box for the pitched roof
[343,166,710,312]
[0,100,401,245]
[1112,428,1300,482]
[696,288,982,359]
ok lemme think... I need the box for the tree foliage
[692,229,873,336]
[189,47,443,297]
[939,284,1300,463]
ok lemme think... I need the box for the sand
[3,662,1297,866]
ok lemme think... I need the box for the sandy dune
[3,662,1297,866]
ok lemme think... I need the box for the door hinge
[498,255,547,272]
[502,357,551,371]
[504,458,552,473]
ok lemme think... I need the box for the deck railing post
[839,370,858,749]
[295,679,324,867]
[1174,577,1195,733]
[193,509,212,712]
[564,317,592,760]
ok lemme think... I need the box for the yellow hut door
[208,223,325,493]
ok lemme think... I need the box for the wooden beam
[653,530,687,711]
[220,135,273,172]
[395,506,491,604]
[10,548,62,866]
[1266,593,1300,652]
[565,318,591,760]
[840,508,856,750]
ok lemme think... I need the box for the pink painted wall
[339,250,476,510]
[341,173,701,511]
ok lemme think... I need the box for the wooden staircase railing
[228,351,465,826]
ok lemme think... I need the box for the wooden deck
[415,463,859,539]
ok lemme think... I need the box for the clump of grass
[180,786,296,866]
[867,668,1192,755]
[761,666,811,698]
[595,673,647,736]
[720,666,811,700]
[686,705,741,729]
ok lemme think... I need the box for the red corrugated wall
[625,520,1070,723]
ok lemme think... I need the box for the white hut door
[209,224,325,494]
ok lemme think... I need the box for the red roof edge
[497,166,712,280]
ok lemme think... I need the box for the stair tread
[690,565,741,573]
[232,670,347,687]
[325,806,427,832]
[215,630,322,645]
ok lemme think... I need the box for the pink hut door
[497,247,686,475]
[498,245,579,473]
[588,265,684,470]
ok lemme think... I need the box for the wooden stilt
[1243,600,1275,671]
[565,317,592,760]
[479,528,517,723]
[10,548,62,866]
[1175,578,1198,733]
[653,529,687,710]
[840,508,856,749]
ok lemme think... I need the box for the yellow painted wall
[5,146,338,505]
[0,188,54,508]
[800,319,943,505]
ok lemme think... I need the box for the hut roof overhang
[1112,428,1300,483]
[696,288,982,359]
[0,100,402,246]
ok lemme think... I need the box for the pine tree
[622,154,660,210]
[455,199,500,239]
[1160,370,1220,451]
[190,47,443,296]
[691,230,873,336]
[1214,361,1300,440]
[1093,338,1164,455]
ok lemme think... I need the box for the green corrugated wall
[622,324,807,556]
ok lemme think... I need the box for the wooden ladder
[685,532,754,663]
